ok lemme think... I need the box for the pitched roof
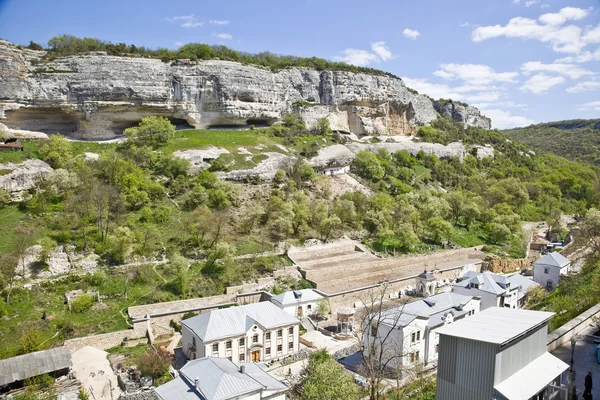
[533,252,570,269]
[416,270,436,281]
[270,289,323,307]
[153,358,287,400]
[454,271,508,295]
[435,307,554,345]
[379,292,475,328]
[506,273,540,296]
[181,302,300,342]
[0,346,72,386]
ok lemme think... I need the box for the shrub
[71,294,95,313]
[137,349,171,378]
[19,326,44,354]
[24,373,54,390]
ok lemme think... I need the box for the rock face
[434,101,491,129]
[0,40,491,139]
[0,159,54,199]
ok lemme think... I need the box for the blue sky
[0,0,599,129]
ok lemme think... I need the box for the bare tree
[12,225,37,278]
[357,282,411,400]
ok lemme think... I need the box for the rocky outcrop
[484,255,530,274]
[0,159,53,199]
[0,40,491,139]
[434,101,491,129]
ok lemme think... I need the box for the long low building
[0,346,72,389]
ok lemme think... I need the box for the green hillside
[504,119,600,166]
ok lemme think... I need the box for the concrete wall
[547,302,600,352]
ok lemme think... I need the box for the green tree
[172,254,190,297]
[19,326,44,354]
[137,349,171,379]
[123,116,175,149]
[38,134,73,169]
[299,349,359,400]
[319,215,342,241]
[353,151,384,181]
[425,217,453,244]
[487,222,511,244]
[316,118,332,135]
[27,41,44,50]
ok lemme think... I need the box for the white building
[452,271,520,310]
[153,357,287,400]
[436,308,568,400]
[181,302,301,363]
[533,252,571,290]
[314,164,350,176]
[270,289,323,318]
[364,292,480,369]
[505,272,541,308]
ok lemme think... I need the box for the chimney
[194,377,200,388]
[239,365,245,374]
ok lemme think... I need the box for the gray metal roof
[455,271,508,295]
[181,302,300,342]
[0,346,72,386]
[506,273,540,296]
[379,292,475,328]
[270,289,323,307]
[153,358,287,400]
[494,352,568,400]
[533,252,570,269]
[435,307,554,345]
[416,270,436,281]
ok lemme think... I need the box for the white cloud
[579,101,600,110]
[541,4,550,8]
[209,20,229,25]
[566,80,600,93]
[460,22,470,27]
[521,61,595,79]
[401,77,502,103]
[584,25,600,43]
[167,14,204,28]
[215,33,233,40]
[479,109,535,129]
[433,63,519,85]
[464,92,503,103]
[513,0,520,4]
[403,28,421,39]
[476,101,528,109]
[521,73,566,93]
[555,48,600,63]
[335,42,395,66]
[174,41,183,47]
[371,42,393,61]
[525,0,540,7]
[336,48,381,66]
[472,7,593,54]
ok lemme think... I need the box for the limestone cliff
[0,40,491,139]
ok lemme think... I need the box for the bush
[24,373,54,390]
[137,349,171,378]
[19,326,44,354]
[71,294,95,313]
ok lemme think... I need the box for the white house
[153,357,288,400]
[452,271,520,310]
[314,164,350,176]
[270,289,323,317]
[533,252,571,290]
[364,292,480,369]
[505,272,541,308]
[436,308,568,400]
[181,302,301,363]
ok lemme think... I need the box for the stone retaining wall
[64,329,143,352]
[547,303,600,352]
[226,277,274,295]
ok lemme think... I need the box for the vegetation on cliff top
[504,118,600,167]
[26,34,400,79]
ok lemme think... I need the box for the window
[253,334,258,343]
[411,332,419,343]
[470,283,479,289]
[544,268,549,274]
[546,280,553,290]
[239,353,245,362]
[266,347,271,355]
[435,344,439,354]
[265,332,271,340]
[277,344,282,352]
[277,329,283,338]
[226,340,232,349]
[371,325,377,337]
[212,343,218,352]
[416,331,421,341]
[239,338,245,346]
[192,336,196,347]
[307,304,312,310]
[289,327,294,335]
[289,341,294,350]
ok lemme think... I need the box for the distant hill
[504,119,600,166]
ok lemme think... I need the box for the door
[252,350,260,362]
[297,306,303,317]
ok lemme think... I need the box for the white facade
[533,261,570,290]
[315,165,350,176]
[452,271,520,310]
[183,323,299,363]
[364,293,480,370]
[270,289,324,318]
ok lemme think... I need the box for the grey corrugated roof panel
[533,252,570,268]
[436,308,554,345]
[270,289,323,307]
[506,273,540,293]
[0,346,72,386]
[153,376,198,400]
[181,302,300,342]
[455,271,507,295]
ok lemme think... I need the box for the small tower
[416,269,436,297]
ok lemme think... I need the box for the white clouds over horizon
[434,63,519,85]
[166,14,204,28]
[336,42,394,66]
[521,61,595,79]
[472,7,595,54]
[579,101,600,111]
[521,73,566,94]
[566,80,600,93]
[215,33,233,40]
[209,20,229,25]
[403,28,420,39]
[480,108,535,129]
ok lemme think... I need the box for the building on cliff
[0,39,491,140]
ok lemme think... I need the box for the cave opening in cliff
[246,119,274,127]
[3,108,78,135]
[166,117,195,130]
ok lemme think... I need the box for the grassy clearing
[0,142,40,164]
[70,141,118,156]
[165,129,282,152]
[0,206,28,255]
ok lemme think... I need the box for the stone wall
[64,329,143,352]
[547,303,600,352]
[485,255,530,273]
